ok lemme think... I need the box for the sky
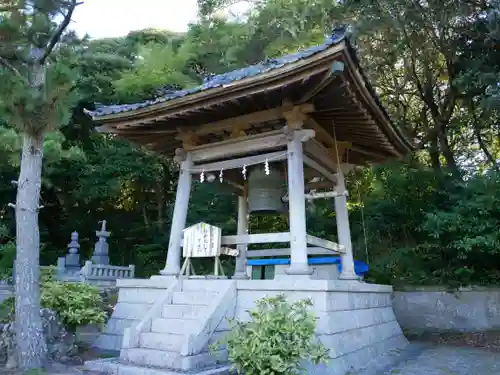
[70,0,200,39]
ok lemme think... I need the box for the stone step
[151,318,198,335]
[140,331,228,354]
[118,362,231,375]
[180,279,232,292]
[139,332,183,352]
[172,291,218,306]
[84,357,231,375]
[121,347,227,371]
[162,304,205,319]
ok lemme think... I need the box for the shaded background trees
[1,0,499,286]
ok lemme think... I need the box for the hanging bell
[247,163,287,215]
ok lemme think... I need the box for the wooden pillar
[284,130,311,276]
[233,193,249,279]
[161,150,192,277]
[334,167,358,280]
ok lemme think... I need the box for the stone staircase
[86,279,235,375]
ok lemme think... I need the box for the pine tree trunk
[14,133,47,371]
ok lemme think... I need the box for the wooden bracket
[175,130,200,150]
[282,100,315,130]
[231,126,246,138]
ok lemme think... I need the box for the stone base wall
[235,280,407,375]
[393,287,500,332]
[94,278,407,375]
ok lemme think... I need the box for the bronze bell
[247,164,287,215]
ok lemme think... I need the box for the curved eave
[87,40,348,122]
[343,43,413,155]
[87,37,413,161]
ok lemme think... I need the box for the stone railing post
[80,260,93,282]
[129,265,135,278]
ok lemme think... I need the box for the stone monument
[91,221,110,265]
[64,231,81,270]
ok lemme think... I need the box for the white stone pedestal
[88,278,408,375]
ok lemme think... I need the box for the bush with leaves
[213,295,328,375]
[0,267,107,331]
[0,241,15,281]
[41,281,107,331]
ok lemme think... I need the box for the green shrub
[0,241,15,280]
[0,267,107,330]
[213,295,328,375]
[41,281,107,331]
[0,296,14,323]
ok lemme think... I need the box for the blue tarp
[247,256,369,276]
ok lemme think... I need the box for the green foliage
[357,166,500,287]
[41,281,106,330]
[0,267,106,330]
[0,241,15,279]
[213,295,328,374]
[0,296,14,324]
[0,0,499,288]
[113,42,198,103]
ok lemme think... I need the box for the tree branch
[0,56,24,80]
[39,0,82,64]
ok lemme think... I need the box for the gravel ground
[378,344,500,375]
[2,344,500,375]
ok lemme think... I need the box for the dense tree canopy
[1,0,499,299]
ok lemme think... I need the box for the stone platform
[86,278,408,375]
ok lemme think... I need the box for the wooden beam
[191,151,287,173]
[303,155,336,182]
[297,70,335,104]
[306,235,345,253]
[304,139,340,172]
[303,115,342,151]
[221,232,291,245]
[106,128,177,135]
[194,107,286,136]
[247,247,335,258]
[306,180,334,190]
[190,129,314,163]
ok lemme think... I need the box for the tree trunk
[14,133,47,371]
[474,122,499,171]
[428,131,442,177]
[436,122,460,177]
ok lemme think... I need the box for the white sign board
[182,222,222,258]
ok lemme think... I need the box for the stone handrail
[181,280,236,356]
[122,280,180,349]
[80,261,135,281]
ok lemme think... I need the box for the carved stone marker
[91,220,110,265]
[65,231,81,270]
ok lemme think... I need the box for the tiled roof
[87,29,348,117]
